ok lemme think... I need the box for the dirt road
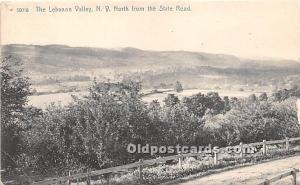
[178,155,300,185]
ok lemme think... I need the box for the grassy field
[28,91,89,109]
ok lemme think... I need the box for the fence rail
[31,137,300,185]
[257,168,299,185]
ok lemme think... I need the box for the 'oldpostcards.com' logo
[127,143,257,155]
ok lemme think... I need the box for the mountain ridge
[2,44,300,72]
[2,44,300,90]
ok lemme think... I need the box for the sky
[1,0,300,60]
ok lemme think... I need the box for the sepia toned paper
[1,0,300,184]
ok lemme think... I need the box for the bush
[204,97,300,146]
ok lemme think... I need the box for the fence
[31,136,300,185]
[257,168,299,185]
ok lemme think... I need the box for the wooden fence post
[86,168,91,185]
[240,142,244,158]
[263,140,267,155]
[213,152,218,165]
[67,171,71,185]
[76,169,79,185]
[178,152,183,169]
[291,169,297,185]
[285,137,290,152]
[107,172,113,185]
[138,159,143,182]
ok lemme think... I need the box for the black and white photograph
[1,0,300,184]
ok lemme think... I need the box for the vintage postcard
[1,0,300,184]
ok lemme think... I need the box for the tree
[161,103,201,145]
[182,93,207,118]
[290,85,300,97]
[259,92,268,101]
[223,96,231,112]
[272,89,289,102]
[182,92,225,118]
[206,92,225,115]
[1,55,31,169]
[164,94,180,107]
[174,81,183,93]
[248,94,258,102]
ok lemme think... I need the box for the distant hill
[2,44,300,90]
